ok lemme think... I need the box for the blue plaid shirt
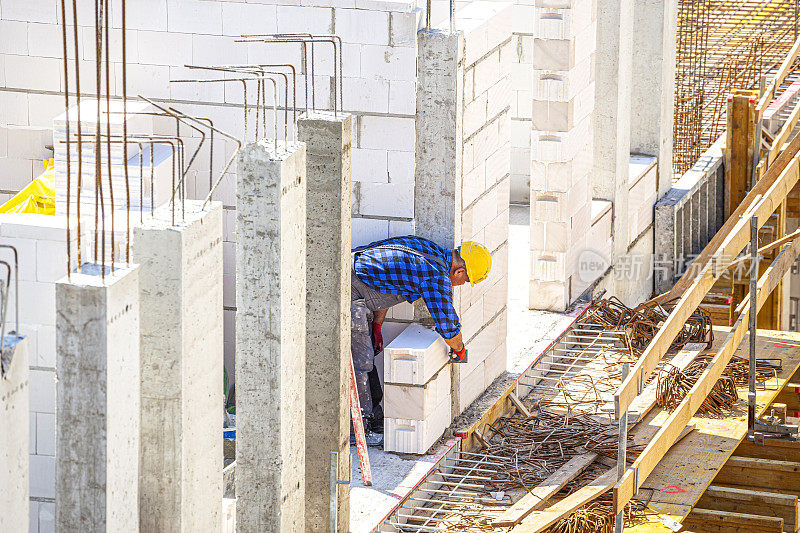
[353,236,461,339]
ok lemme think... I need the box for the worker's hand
[449,346,468,363]
[372,321,384,352]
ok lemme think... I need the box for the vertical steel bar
[749,215,758,440]
[329,451,338,532]
[60,0,71,278]
[104,0,114,272]
[122,0,129,263]
[72,0,82,272]
[614,362,630,533]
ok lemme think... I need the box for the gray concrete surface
[631,0,678,197]
[0,336,29,533]
[133,200,224,532]
[56,264,140,532]
[593,0,633,260]
[235,140,307,531]
[298,112,352,533]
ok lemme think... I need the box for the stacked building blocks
[383,324,452,454]
[528,0,597,312]
[53,100,175,263]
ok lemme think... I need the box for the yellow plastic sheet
[0,159,55,215]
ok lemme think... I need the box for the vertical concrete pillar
[415,30,464,247]
[297,112,352,533]
[132,200,224,532]
[235,140,307,531]
[631,0,678,195]
[1,336,29,533]
[56,264,140,531]
[594,0,634,259]
[414,29,465,415]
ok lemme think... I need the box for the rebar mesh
[674,0,800,175]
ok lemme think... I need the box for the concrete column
[631,0,678,196]
[132,200,224,532]
[1,336,29,533]
[235,140,307,531]
[297,112,352,533]
[594,0,634,260]
[414,28,465,415]
[414,30,464,248]
[56,264,140,531]
[653,208,675,293]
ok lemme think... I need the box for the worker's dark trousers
[351,268,405,420]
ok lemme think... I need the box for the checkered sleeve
[418,275,461,339]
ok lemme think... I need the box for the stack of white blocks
[0,125,53,202]
[529,0,596,312]
[0,213,81,531]
[383,324,452,454]
[52,100,175,263]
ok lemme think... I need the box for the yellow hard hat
[459,241,492,286]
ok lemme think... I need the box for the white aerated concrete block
[56,264,140,532]
[383,397,452,454]
[383,324,450,385]
[384,363,451,420]
[0,336,29,533]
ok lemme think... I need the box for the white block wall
[0,125,52,204]
[0,0,422,392]
[0,214,80,533]
[528,0,596,312]
[457,2,512,408]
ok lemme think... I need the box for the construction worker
[351,236,492,446]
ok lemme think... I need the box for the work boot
[362,416,384,447]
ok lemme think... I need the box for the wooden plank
[641,330,800,522]
[724,228,800,272]
[756,35,800,115]
[513,467,618,533]
[627,344,706,424]
[618,158,800,418]
[734,437,800,463]
[769,98,800,166]
[715,457,800,493]
[698,485,798,530]
[491,452,598,527]
[684,508,784,532]
[508,392,532,418]
[613,239,800,514]
[726,92,756,219]
[653,131,800,305]
[615,264,716,417]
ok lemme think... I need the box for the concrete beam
[132,200,224,532]
[55,264,140,531]
[235,140,307,531]
[593,0,634,259]
[631,0,678,196]
[0,336,29,533]
[297,112,352,533]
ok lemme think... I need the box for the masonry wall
[456,2,512,408]
[0,214,80,532]
[413,2,511,414]
[528,1,596,311]
[0,0,423,394]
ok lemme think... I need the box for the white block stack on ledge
[383,323,452,453]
